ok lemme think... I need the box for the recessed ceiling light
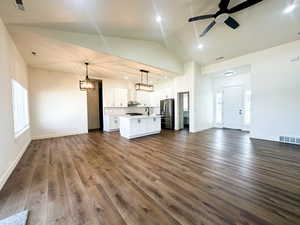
[198,44,204,49]
[284,4,296,14]
[124,76,129,80]
[156,15,162,23]
[224,71,235,77]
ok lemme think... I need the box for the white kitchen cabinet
[104,115,120,131]
[119,115,161,139]
[104,88,115,107]
[150,91,160,107]
[136,91,151,107]
[104,88,128,107]
[117,88,128,107]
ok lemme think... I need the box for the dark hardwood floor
[0,129,300,225]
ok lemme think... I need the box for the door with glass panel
[223,86,244,130]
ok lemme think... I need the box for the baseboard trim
[122,130,161,139]
[32,131,87,140]
[190,126,213,133]
[0,139,31,191]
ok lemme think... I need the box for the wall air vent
[279,136,300,145]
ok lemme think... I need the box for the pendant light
[79,62,95,91]
[135,69,154,92]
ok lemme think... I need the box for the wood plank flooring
[0,129,300,225]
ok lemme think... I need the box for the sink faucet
[145,107,151,116]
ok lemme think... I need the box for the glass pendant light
[79,62,95,91]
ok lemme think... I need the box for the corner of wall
[0,138,31,191]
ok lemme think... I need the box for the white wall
[29,68,88,139]
[212,68,251,130]
[0,19,31,190]
[10,26,183,74]
[193,63,214,132]
[203,40,300,142]
[155,61,214,132]
[29,68,150,137]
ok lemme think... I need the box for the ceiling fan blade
[224,16,240,29]
[200,21,216,37]
[15,0,25,10]
[228,0,263,14]
[219,0,231,9]
[188,14,215,22]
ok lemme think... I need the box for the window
[11,79,29,137]
[216,92,223,124]
[244,90,252,126]
[183,93,189,111]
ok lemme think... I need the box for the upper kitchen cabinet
[136,91,151,107]
[104,88,128,107]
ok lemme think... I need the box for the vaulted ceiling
[0,0,299,77]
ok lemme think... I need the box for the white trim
[121,130,161,139]
[104,129,119,132]
[0,139,31,191]
[32,131,87,140]
[15,125,30,139]
[190,126,213,133]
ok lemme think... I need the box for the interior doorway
[178,92,190,130]
[223,86,244,130]
[87,80,104,132]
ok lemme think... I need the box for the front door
[223,86,244,130]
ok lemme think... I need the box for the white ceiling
[1,0,300,68]
[10,31,177,83]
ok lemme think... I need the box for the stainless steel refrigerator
[160,99,175,130]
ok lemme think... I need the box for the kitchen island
[119,115,161,139]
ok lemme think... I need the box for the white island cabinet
[119,115,161,139]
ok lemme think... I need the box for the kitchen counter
[119,115,161,139]
[119,114,161,119]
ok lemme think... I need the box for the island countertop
[119,114,161,120]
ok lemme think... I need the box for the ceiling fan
[15,0,25,11]
[188,0,263,37]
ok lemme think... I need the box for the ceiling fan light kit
[79,62,95,91]
[188,0,263,37]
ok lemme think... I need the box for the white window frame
[11,79,30,138]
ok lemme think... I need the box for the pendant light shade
[79,62,95,91]
[135,69,154,92]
